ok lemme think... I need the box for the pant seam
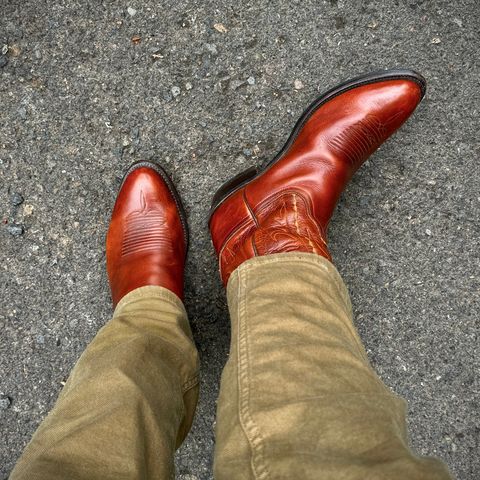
[182,373,200,393]
[236,265,271,480]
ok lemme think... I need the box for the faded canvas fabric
[11,286,200,479]
[11,253,451,480]
[214,253,451,479]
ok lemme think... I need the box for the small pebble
[1,44,8,55]
[425,228,432,236]
[0,55,8,68]
[294,79,304,90]
[127,6,137,16]
[335,16,346,29]
[10,192,24,206]
[452,18,463,28]
[171,86,181,97]
[131,127,140,145]
[213,23,228,33]
[205,43,218,55]
[0,394,11,410]
[7,224,24,237]
[247,76,255,85]
[9,44,21,56]
[243,148,252,157]
[18,106,27,119]
[150,49,163,59]
[23,203,33,217]
[231,79,246,90]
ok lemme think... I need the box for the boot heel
[209,166,257,218]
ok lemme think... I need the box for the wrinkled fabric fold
[11,254,451,480]
[214,252,451,480]
[10,286,199,480]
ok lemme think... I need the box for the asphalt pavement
[1,1,479,478]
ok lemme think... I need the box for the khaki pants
[11,253,451,480]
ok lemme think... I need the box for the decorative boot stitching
[121,190,172,257]
[292,192,319,255]
[243,189,261,258]
[327,111,404,167]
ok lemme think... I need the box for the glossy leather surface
[106,165,186,306]
[210,78,424,285]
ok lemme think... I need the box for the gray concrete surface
[1,0,479,478]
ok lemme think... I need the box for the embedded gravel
[1,1,479,478]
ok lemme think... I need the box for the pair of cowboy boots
[106,69,425,303]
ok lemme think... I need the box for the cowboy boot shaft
[209,72,425,285]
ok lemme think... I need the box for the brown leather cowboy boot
[209,69,426,285]
[106,161,188,306]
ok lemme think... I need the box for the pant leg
[214,252,451,480]
[11,286,199,480]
